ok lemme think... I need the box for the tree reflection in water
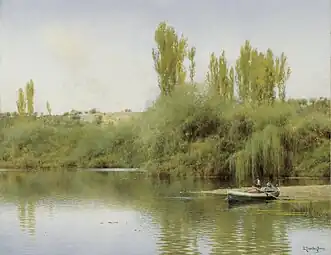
[0,171,329,255]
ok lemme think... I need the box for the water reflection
[17,200,36,236]
[0,172,330,255]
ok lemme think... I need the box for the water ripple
[1,176,330,255]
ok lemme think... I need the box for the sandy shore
[195,185,331,201]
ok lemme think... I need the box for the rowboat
[227,186,280,205]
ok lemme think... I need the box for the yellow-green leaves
[152,22,195,96]
[16,88,26,115]
[25,79,35,115]
[188,47,196,85]
[276,53,291,101]
[206,50,234,101]
[233,40,291,105]
[151,23,291,104]
[16,79,35,116]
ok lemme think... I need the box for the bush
[0,87,329,181]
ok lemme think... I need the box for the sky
[0,0,329,113]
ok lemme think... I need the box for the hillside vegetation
[0,22,329,181]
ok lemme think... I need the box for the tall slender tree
[206,50,234,101]
[152,22,188,96]
[188,47,196,85]
[46,101,52,115]
[25,79,35,115]
[275,53,291,102]
[233,40,291,104]
[16,88,26,115]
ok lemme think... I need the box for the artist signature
[302,246,326,253]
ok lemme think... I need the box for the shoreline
[193,184,331,201]
[0,168,146,172]
[0,168,329,177]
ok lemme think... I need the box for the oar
[256,187,279,200]
[265,191,278,200]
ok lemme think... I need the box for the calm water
[0,171,330,255]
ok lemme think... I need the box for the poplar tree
[46,101,52,115]
[25,80,35,115]
[206,51,234,101]
[152,22,188,96]
[16,88,26,115]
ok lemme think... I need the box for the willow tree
[232,124,286,183]
[152,22,189,96]
[16,88,26,115]
[25,80,35,115]
[206,51,234,101]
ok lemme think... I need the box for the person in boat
[254,177,261,189]
[248,177,262,193]
[265,181,276,192]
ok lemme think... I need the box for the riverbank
[196,185,331,201]
[0,97,330,180]
[1,21,330,180]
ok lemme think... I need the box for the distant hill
[80,111,142,125]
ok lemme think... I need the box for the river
[0,171,330,255]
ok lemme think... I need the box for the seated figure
[254,177,261,188]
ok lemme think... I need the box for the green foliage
[138,87,330,180]
[16,80,35,116]
[234,41,291,104]
[204,40,291,105]
[0,116,143,170]
[16,88,26,115]
[2,22,329,182]
[206,51,234,101]
[25,80,35,115]
[1,89,329,180]
[152,22,195,95]
[188,47,196,85]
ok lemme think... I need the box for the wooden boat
[227,186,280,205]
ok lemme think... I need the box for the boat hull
[227,189,280,205]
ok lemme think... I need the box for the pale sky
[0,0,329,113]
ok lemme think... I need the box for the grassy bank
[0,91,329,180]
[0,21,329,181]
